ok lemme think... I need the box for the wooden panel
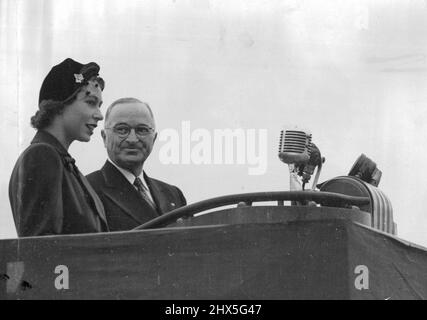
[1,216,426,299]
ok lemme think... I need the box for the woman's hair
[31,76,104,130]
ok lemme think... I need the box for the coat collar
[31,130,108,228]
[144,172,171,214]
[106,158,150,192]
[101,161,159,224]
[31,130,76,172]
[31,130,70,157]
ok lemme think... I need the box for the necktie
[134,177,157,211]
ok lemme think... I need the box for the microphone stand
[288,164,303,206]
[288,164,303,191]
[311,159,323,190]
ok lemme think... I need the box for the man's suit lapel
[144,173,177,214]
[101,161,159,224]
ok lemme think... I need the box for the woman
[9,58,109,236]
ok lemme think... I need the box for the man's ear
[101,129,107,147]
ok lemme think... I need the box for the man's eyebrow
[113,123,152,127]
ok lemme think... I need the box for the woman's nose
[94,108,104,121]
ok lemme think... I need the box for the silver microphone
[278,129,312,165]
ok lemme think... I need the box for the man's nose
[126,129,139,142]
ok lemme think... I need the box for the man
[86,97,186,231]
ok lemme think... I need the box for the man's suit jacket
[9,130,109,237]
[86,161,187,231]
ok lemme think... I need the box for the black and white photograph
[1,0,427,302]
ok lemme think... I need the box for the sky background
[1,0,426,246]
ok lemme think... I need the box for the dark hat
[38,58,102,105]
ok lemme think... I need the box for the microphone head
[278,129,312,164]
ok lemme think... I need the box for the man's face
[102,102,157,174]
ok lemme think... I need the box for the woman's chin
[77,135,91,142]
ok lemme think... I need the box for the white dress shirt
[107,158,155,203]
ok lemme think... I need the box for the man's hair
[31,76,105,130]
[104,97,155,126]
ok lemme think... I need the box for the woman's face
[61,80,103,143]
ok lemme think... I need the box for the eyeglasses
[105,125,155,138]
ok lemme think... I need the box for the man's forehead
[109,102,153,122]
